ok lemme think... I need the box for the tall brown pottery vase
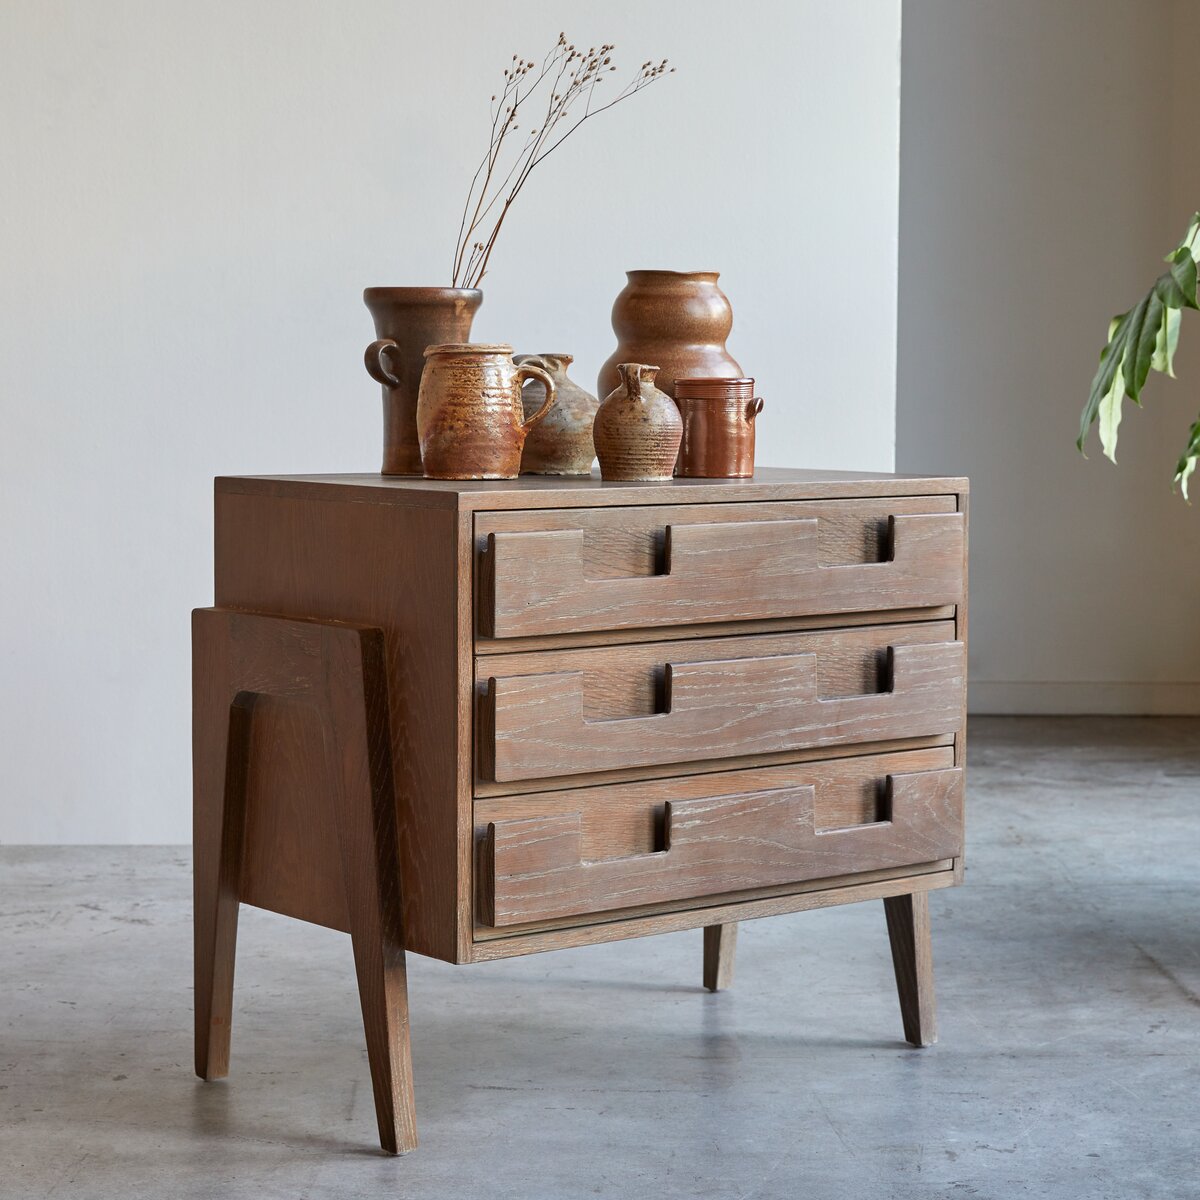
[597,270,743,400]
[593,363,682,482]
[363,287,482,475]
[514,353,599,475]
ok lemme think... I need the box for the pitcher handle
[516,363,557,430]
[747,397,764,421]
[365,338,401,386]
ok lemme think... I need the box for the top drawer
[476,497,965,640]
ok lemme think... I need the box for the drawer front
[477,498,964,639]
[477,622,963,786]
[476,750,963,928]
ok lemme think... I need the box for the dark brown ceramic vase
[593,363,682,482]
[416,344,556,480]
[364,287,483,475]
[597,271,743,400]
[675,377,764,478]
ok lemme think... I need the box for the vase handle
[365,339,401,386]
[517,354,551,375]
[516,363,557,430]
[747,397,764,421]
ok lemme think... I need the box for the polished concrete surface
[3,717,1199,1198]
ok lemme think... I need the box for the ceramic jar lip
[626,269,720,282]
[424,342,512,358]
[514,352,574,367]
[675,377,755,398]
[364,286,483,306]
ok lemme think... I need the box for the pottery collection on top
[416,344,556,480]
[593,363,682,481]
[597,270,743,400]
[513,353,599,476]
[363,287,482,475]
[361,270,755,481]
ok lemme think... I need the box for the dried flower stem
[451,33,674,288]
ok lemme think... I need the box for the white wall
[0,0,902,842]
[898,0,1200,714]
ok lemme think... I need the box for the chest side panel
[214,487,469,963]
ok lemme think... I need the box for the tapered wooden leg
[326,629,417,1155]
[192,609,416,1152]
[192,613,251,1081]
[884,892,937,1047]
[703,922,738,992]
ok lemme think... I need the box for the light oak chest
[193,467,968,1152]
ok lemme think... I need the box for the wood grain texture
[480,768,963,926]
[239,696,350,931]
[703,923,737,991]
[482,641,964,785]
[470,863,956,960]
[215,488,468,963]
[884,891,937,1047]
[483,512,964,638]
[191,608,417,1153]
[192,616,250,1082]
[324,626,418,1153]
[476,495,956,645]
[217,468,971,513]
[476,607,959,660]
[472,747,956,940]
[209,472,967,974]
[475,745,955,863]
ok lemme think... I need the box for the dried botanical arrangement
[451,33,674,289]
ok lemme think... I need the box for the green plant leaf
[1123,291,1164,402]
[1174,414,1200,500]
[1079,213,1200,476]
[1154,248,1198,309]
[1098,359,1125,462]
[1152,306,1182,376]
[1079,308,1132,452]
[1168,212,1200,262]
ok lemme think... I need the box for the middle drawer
[476,621,962,789]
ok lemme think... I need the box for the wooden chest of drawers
[194,467,968,1152]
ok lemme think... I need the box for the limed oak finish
[194,467,968,1153]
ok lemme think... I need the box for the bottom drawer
[476,748,962,930]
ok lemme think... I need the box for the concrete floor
[2,717,1199,1199]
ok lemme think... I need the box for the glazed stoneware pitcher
[593,363,682,481]
[597,271,743,399]
[417,344,556,480]
[364,287,482,475]
[514,353,599,475]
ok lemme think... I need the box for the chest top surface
[216,467,969,512]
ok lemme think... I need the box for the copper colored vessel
[675,377,763,478]
[597,270,743,400]
[364,287,483,475]
[416,344,556,480]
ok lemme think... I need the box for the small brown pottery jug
[364,287,483,475]
[417,344,556,480]
[593,363,682,482]
[597,270,743,400]
[676,377,764,478]
[514,353,599,475]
